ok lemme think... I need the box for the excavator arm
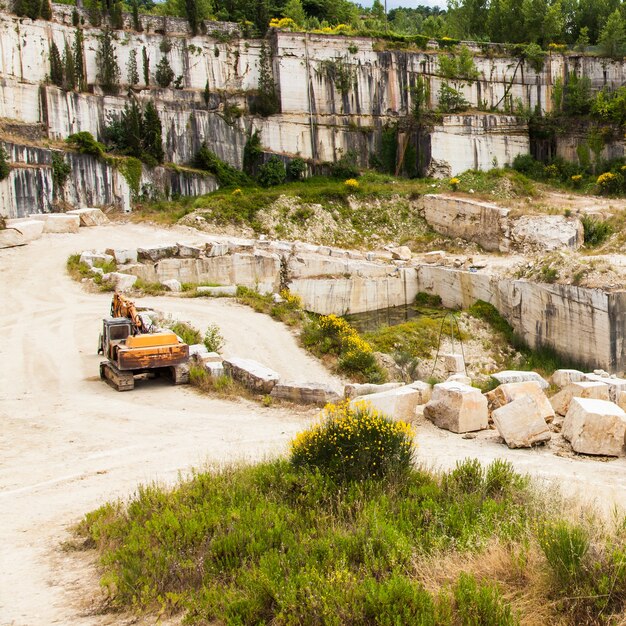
[110,292,149,334]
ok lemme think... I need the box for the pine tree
[142,101,164,164]
[40,0,52,20]
[15,0,42,20]
[121,98,143,158]
[110,1,124,29]
[185,0,199,35]
[72,7,80,26]
[203,80,211,106]
[155,56,174,87]
[63,40,76,90]
[131,0,143,32]
[74,29,87,92]
[282,0,305,26]
[127,49,139,86]
[86,0,102,27]
[598,10,626,58]
[251,41,278,116]
[49,42,64,87]
[96,28,120,94]
[142,46,150,86]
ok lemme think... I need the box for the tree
[598,10,626,57]
[142,101,164,164]
[250,41,278,116]
[49,42,64,87]
[110,1,124,29]
[86,0,102,26]
[63,40,76,90]
[15,0,42,20]
[155,57,174,87]
[0,147,11,181]
[131,0,143,31]
[142,46,150,86]
[127,49,139,86]
[74,29,87,92]
[40,0,52,20]
[96,28,120,94]
[282,0,305,26]
[185,0,200,35]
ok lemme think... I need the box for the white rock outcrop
[551,369,586,389]
[424,382,488,433]
[562,397,626,457]
[492,395,551,448]
[344,382,405,399]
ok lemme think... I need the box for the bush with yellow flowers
[597,171,623,195]
[344,178,359,190]
[290,401,414,481]
[268,17,298,30]
[449,176,460,190]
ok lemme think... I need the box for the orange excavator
[98,292,190,391]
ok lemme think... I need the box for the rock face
[492,396,551,448]
[138,245,179,262]
[563,397,626,456]
[487,381,554,423]
[509,215,584,251]
[67,207,109,226]
[222,357,280,393]
[550,381,610,416]
[424,382,488,433]
[351,385,425,421]
[270,382,341,406]
[344,382,405,399]
[491,370,549,389]
[441,353,465,375]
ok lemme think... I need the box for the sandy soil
[3,221,626,626]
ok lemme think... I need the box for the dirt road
[2,222,626,625]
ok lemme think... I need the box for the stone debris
[204,361,225,378]
[550,381,610,416]
[390,246,412,261]
[562,397,626,457]
[551,369,586,389]
[4,219,44,242]
[491,370,549,389]
[492,395,551,448]
[582,374,626,402]
[351,385,426,421]
[424,382,488,433]
[223,357,280,393]
[80,251,113,267]
[137,245,179,262]
[510,215,583,252]
[196,285,238,297]
[106,248,138,264]
[446,374,472,386]
[105,272,137,291]
[161,279,182,292]
[189,344,208,358]
[487,381,554,423]
[206,242,229,257]
[67,207,109,227]
[0,228,26,248]
[177,243,203,258]
[270,382,341,406]
[344,382,405,399]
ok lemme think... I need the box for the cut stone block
[67,207,109,226]
[106,272,137,291]
[204,361,225,378]
[29,213,80,233]
[137,245,178,262]
[407,380,433,404]
[0,228,26,248]
[344,382,404,399]
[4,219,44,242]
[491,370,549,389]
[423,382,488,433]
[441,353,465,374]
[200,352,223,363]
[562,397,626,457]
[189,344,208,358]
[196,285,238,297]
[582,374,626,402]
[487,381,554,423]
[177,243,203,258]
[551,369,586,389]
[351,385,425,421]
[206,242,229,257]
[223,357,279,393]
[106,248,137,264]
[80,251,114,267]
[270,382,341,406]
[447,374,471,386]
[550,381,610,416]
[390,246,412,261]
[161,279,182,292]
[492,396,551,448]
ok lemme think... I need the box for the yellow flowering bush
[597,171,623,194]
[449,176,460,190]
[313,23,354,35]
[279,288,302,309]
[290,401,415,481]
[231,188,242,195]
[344,178,359,189]
[269,17,298,30]
[571,174,583,188]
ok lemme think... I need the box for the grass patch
[582,215,613,247]
[133,278,166,295]
[236,286,305,327]
[189,365,250,399]
[66,253,116,291]
[163,320,203,345]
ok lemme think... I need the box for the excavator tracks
[100,361,135,392]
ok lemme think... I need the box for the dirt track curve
[3,222,626,625]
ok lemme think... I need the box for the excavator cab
[98,317,133,357]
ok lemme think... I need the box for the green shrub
[66,131,105,158]
[286,156,306,181]
[290,402,415,482]
[330,149,360,178]
[0,147,10,181]
[155,56,174,88]
[597,171,623,195]
[193,144,250,188]
[453,573,517,626]
[538,521,589,588]
[415,291,443,308]
[512,153,545,179]
[203,323,224,353]
[582,215,613,246]
[167,320,202,345]
[257,155,286,187]
[437,83,470,113]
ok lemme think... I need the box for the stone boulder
[197,285,238,297]
[29,213,80,233]
[487,381,554,423]
[161,279,182,292]
[492,396,551,448]
[510,215,584,251]
[344,382,404,399]
[0,228,26,248]
[447,374,472,386]
[137,245,178,262]
[189,344,208,358]
[204,361,225,378]
[106,248,138,264]
[390,246,412,261]
[407,380,433,404]
[562,397,626,456]
[206,242,230,257]
[351,385,425,421]
[270,382,341,406]
[67,208,109,227]
[106,272,138,291]
[177,243,203,258]
[441,353,465,374]
[491,370,549,389]
[551,369,586,389]
[223,357,279,393]
[423,382,488,433]
[550,381,609,416]
[582,374,626,402]
[80,251,114,267]
[4,219,44,242]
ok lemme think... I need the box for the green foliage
[72,7,80,26]
[142,101,164,164]
[520,43,546,72]
[0,147,10,181]
[142,46,150,85]
[286,156,306,181]
[591,86,626,126]
[40,0,52,20]
[115,156,143,197]
[438,46,479,82]
[251,41,279,116]
[437,83,470,113]
[66,131,106,158]
[291,402,414,482]
[131,0,142,31]
[581,215,613,246]
[110,1,124,29]
[330,149,360,178]
[411,75,430,120]
[539,521,589,588]
[243,130,263,176]
[453,573,517,626]
[15,0,42,20]
[86,0,102,26]
[51,152,71,193]
[598,9,626,58]
[257,155,286,187]
[322,57,355,95]
[185,0,200,35]
[74,29,86,92]
[155,56,174,87]
[363,316,445,359]
[167,320,202,345]
[49,42,64,87]
[96,28,120,94]
[236,286,304,326]
[203,324,225,353]
[63,40,76,90]
[127,49,139,86]
[415,291,443,307]
[193,144,250,188]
